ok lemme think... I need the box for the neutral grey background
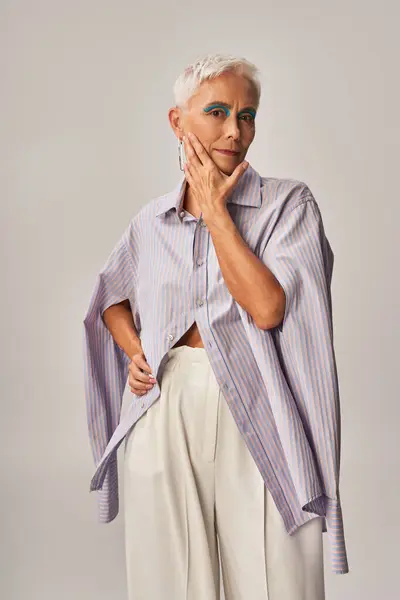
[1,1,399,599]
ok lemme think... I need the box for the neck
[182,180,202,218]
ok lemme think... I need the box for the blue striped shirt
[83,164,349,574]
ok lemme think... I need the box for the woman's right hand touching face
[128,351,157,395]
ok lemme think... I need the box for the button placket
[192,212,208,320]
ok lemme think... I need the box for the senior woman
[83,53,349,600]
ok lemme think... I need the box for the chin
[214,156,241,176]
[218,166,235,176]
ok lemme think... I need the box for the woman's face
[170,72,258,176]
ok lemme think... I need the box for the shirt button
[179,210,185,218]
[197,299,204,307]
[208,341,213,348]
[201,221,207,228]
[168,333,174,341]
[197,259,203,267]
[223,383,229,390]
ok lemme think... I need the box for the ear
[168,106,184,139]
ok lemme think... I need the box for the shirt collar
[155,163,263,218]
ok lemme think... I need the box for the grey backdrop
[1,1,399,599]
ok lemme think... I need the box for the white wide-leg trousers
[123,345,325,599]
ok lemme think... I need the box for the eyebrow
[203,101,257,113]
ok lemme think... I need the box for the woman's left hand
[183,132,249,219]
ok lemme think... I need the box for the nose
[223,115,241,141]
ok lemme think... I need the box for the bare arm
[102,301,156,395]
[102,300,142,360]
[205,209,285,330]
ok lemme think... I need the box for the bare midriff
[172,321,204,349]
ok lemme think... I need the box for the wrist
[127,338,143,360]
[203,206,234,233]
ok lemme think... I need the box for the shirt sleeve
[82,221,139,523]
[261,195,349,574]
[263,196,334,335]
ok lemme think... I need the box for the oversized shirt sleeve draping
[258,191,349,574]
[83,220,139,523]
[258,191,349,573]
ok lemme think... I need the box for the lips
[215,149,240,156]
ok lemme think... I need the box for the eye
[210,109,225,117]
[239,114,255,123]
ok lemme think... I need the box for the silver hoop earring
[178,139,186,171]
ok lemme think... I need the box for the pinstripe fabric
[82,164,349,575]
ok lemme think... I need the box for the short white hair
[173,53,261,112]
